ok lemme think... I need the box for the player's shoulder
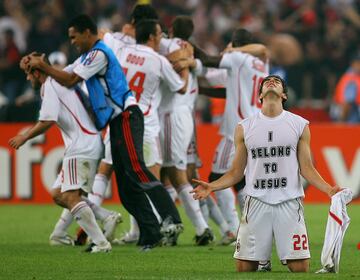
[284,110,309,124]
[239,112,259,129]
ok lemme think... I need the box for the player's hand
[8,135,27,149]
[190,179,212,200]
[27,53,45,72]
[172,58,190,72]
[328,185,342,197]
[19,52,36,71]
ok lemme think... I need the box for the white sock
[128,215,140,236]
[70,201,107,245]
[206,196,229,235]
[52,209,73,236]
[199,200,209,222]
[82,196,112,222]
[215,189,239,234]
[178,184,208,235]
[165,184,178,202]
[88,174,109,206]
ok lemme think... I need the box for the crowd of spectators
[0,0,359,122]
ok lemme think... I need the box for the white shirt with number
[117,44,185,137]
[159,37,203,112]
[219,52,269,139]
[240,110,309,204]
[39,77,103,159]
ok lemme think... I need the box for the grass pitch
[0,204,359,280]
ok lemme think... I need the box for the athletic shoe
[219,231,236,246]
[315,266,335,273]
[140,238,164,252]
[112,231,139,245]
[103,212,123,242]
[160,217,184,246]
[194,228,214,246]
[84,241,112,253]
[49,233,75,246]
[257,261,272,272]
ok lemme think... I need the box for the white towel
[317,188,352,273]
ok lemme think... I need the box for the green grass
[0,204,359,280]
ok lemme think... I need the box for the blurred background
[0,0,359,123]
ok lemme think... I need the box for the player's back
[159,37,199,111]
[40,78,102,159]
[118,44,167,135]
[220,52,269,139]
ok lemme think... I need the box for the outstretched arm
[297,125,340,197]
[222,44,269,62]
[191,125,247,199]
[9,121,55,149]
[192,44,222,68]
[27,55,82,88]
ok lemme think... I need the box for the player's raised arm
[297,125,340,197]
[27,55,82,88]
[191,124,247,199]
[222,43,269,62]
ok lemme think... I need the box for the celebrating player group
[8,3,343,274]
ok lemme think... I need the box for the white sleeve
[73,50,108,80]
[103,33,115,50]
[38,80,60,122]
[63,57,81,73]
[193,59,205,77]
[160,56,185,92]
[159,38,171,56]
[219,52,248,70]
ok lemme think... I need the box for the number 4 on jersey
[122,67,146,101]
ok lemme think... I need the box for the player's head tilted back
[68,14,98,53]
[258,75,288,105]
[171,16,194,40]
[231,28,253,48]
[25,53,50,90]
[130,4,158,25]
[135,19,162,52]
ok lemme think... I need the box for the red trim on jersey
[329,211,343,226]
[122,111,150,183]
[58,99,98,135]
[68,160,72,185]
[74,159,77,185]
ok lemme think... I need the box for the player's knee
[235,260,258,272]
[287,259,310,272]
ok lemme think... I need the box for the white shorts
[52,157,99,193]
[211,136,235,174]
[143,134,162,167]
[233,196,310,262]
[160,107,194,170]
[102,127,113,165]
[186,131,202,168]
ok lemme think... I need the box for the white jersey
[204,68,227,87]
[118,44,184,137]
[39,77,103,159]
[159,37,203,112]
[240,110,309,204]
[219,52,269,139]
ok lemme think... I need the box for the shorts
[52,157,99,193]
[211,136,235,174]
[186,130,202,168]
[102,127,113,165]
[160,107,194,170]
[233,196,310,262]
[143,134,162,167]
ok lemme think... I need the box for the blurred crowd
[0,0,359,122]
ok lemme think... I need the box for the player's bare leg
[235,260,259,272]
[287,259,310,272]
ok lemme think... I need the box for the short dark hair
[232,28,253,47]
[130,4,158,25]
[68,14,97,35]
[172,16,194,40]
[258,75,288,103]
[135,19,159,44]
